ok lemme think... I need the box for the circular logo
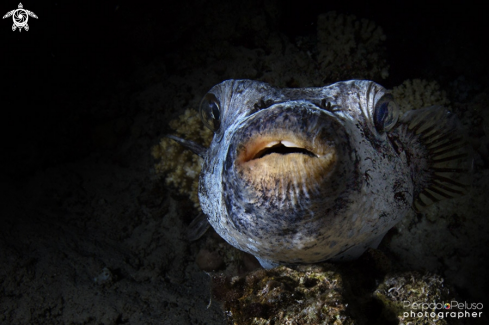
[444,303,451,309]
[13,10,28,27]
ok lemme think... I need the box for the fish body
[170,79,468,268]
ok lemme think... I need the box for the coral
[316,11,389,82]
[202,245,469,324]
[211,264,353,325]
[152,109,213,208]
[374,272,455,325]
[392,79,450,113]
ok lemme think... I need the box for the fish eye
[374,94,399,133]
[199,93,221,132]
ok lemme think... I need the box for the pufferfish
[167,79,470,269]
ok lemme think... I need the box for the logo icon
[3,3,38,32]
[444,303,451,309]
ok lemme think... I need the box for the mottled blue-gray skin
[196,79,464,268]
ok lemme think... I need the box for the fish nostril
[252,143,317,160]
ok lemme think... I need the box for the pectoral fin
[166,134,207,158]
[389,106,472,211]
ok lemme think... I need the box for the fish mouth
[230,106,340,206]
[240,138,319,162]
[237,130,328,164]
[235,130,336,177]
[254,141,317,159]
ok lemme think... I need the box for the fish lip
[251,140,319,160]
[227,104,339,202]
[240,139,320,163]
[233,103,338,165]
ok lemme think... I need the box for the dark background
[2,0,488,179]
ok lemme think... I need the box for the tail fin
[389,106,472,211]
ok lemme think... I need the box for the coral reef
[316,11,389,82]
[392,79,450,113]
[151,109,213,208]
[211,264,353,325]
[374,272,455,325]
[205,245,475,324]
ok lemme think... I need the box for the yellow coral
[152,109,213,209]
[392,79,450,114]
[317,11,389,81]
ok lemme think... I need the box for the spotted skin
[194,80,413,268]
[180,79,469,269]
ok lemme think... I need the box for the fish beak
[236,130,327,164]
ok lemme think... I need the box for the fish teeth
[281,140,301,148]
[264,141,280,148]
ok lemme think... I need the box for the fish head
[197,79,406,265]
